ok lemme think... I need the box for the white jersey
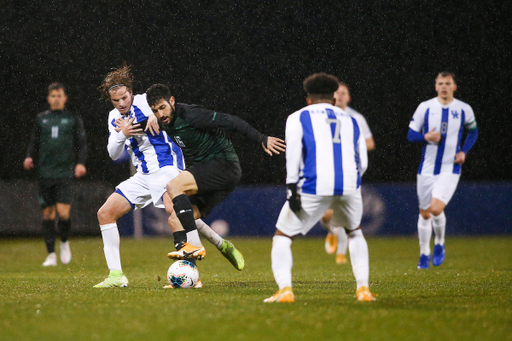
[345,107,373,140]
[286,103,368,196]
[107,94,184,174]
[409,97,477,176]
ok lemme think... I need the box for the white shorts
[276,188,363,236]
[417,173,460,210]
[116,166,181,210]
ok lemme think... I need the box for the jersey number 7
[326,118,341,143]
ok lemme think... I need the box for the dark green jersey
[162,103,267,165]
[27,109,87,179]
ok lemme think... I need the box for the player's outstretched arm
[262,137,286,156]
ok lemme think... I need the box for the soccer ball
[166,260,199,288]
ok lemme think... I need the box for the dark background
[1,0,511,186]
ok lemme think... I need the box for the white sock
[195,219,222,248]
[432,212,446,246]
[271,235,293,290]
[417,215,432,256]
[186,229,203,247]
[336,227,348,255]
[347,229,369,289]
[100,223,122,271]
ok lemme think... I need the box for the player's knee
[430,206,444,216]
[97,206,112,225]
[419,210,431,220]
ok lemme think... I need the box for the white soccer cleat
[60,241,72,264]
[42,252,57,266]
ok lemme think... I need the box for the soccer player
[146,84,286,259]
[264,73,376,303]
[24,83,87,266]
[323,82,375,264]
[407,71,478,269]
[93,65,244,288]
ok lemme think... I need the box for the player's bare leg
[94,193,131,288]
[264,229,295,303]
[430,198,447,266]
[56,203,72,264]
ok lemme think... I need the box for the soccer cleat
[218,240,245,270]
[356,286,376,301]
[432,244,445,266]
[93,270,129,288]
[60,241,72,264]
[417,254,430,269]
[42,252,57,266]
[335,254,348,264]
[325,232,337,254]
[167,242,206,260]
[264,286,295,303]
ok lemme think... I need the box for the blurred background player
[265,73,375,303]
[94,65,244,288]
[24,82,87,266]
[407,71,478,269]
[146,84,285,260]
[323,82,375,264]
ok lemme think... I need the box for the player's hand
[75,164,87,178]
[287,183,301,214]
[23,157,34,170]
[145,114,160,136]
[115,117,144,137]
[454,151,466,165]
[424,128,441,144]
[262,136,286,156]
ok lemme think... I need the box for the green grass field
[1,236,511,341]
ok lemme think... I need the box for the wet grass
[0,236,511,341]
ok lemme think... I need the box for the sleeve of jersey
[74,115,88,164]
[358,115,373,139]
[285,114,303,185]
[107,113,128,160]
[464,105,478,131]
[184,106,268,146]
[26,118,41,158]
[408,103,425,132]
[358,132,368,176]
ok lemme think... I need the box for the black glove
[286,183,301,214]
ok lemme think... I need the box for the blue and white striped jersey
[107,94,184,174]
[286,103,368,196]
[409,97,477,176]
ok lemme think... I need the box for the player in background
[24,83,87,266]
[265,73,375,303]
[146,84,285,260]
[94,65,244,288]
[323,82,375,264]
[407,71,478,269]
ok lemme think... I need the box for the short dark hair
[437,71,456,83]
[146,83,172,107]
[98,63,134,101]
[303,73,340,100]
[48,82,65,94]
